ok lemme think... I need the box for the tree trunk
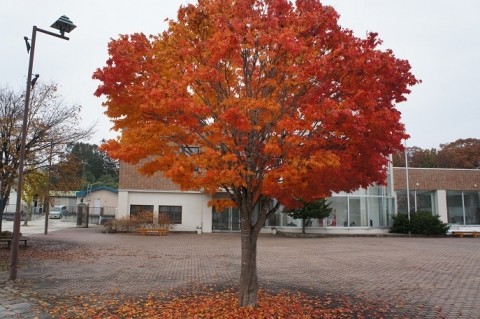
[239,219,260,307]
[0,189,10,233]
[23,204,31,226]
[0,197,4,233]
[302,219,306,234]
[236,195,276,307]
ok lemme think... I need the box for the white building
[117,159,480,234]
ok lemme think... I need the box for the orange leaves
[94,0,419,208]
[42,288,402,318]
[208,199,236,211]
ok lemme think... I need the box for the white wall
[436,190,448,223]
[82,190,118,209]
[117,191,129,219]
[120,190,213,233]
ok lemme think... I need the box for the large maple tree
[93,0,418,307]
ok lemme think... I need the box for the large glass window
[130,205,153,216]
[448,191,480,225]
[159,205,182,224]
[464,192,480,225]
[266,185,394,228]
[265,211,285,227]
[396,190,435,214]
[396,191,413,215]
[349,197,366,227]
[447,191,465,224]
[368,196,388,227]
[416,191,435,212]
[212,207,240,231]
[328,197,348,227]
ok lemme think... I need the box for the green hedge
[390,211,450,236]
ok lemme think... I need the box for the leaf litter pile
[39,287,423,319]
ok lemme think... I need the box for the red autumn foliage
[93,0,419,306]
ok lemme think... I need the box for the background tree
[49,154,84,191]
[392,146,438,168]
[284,199,332,234]
[67,142,119,189]
[392,138,480,169]
[0,84,92,231]
[22,170,47,225]
[437,138,480,169]
[22,154,83,224]
[94,0,418,306]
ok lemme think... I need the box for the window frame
[158,205,182,224]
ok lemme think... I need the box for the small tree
[22,170,48,226]
[284,199,332,233]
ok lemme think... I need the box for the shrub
[410,211,450,235]
[391,211,450,236]
[390,213,410,234]
[158,213,174,230]
[130,211,154,226]
[103,211,153,233]
[103,211,175,233]
[104,218,136,233]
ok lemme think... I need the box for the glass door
[212,207,241,231]
[231,208,240,231]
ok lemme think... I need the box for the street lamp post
[10,16,76,281]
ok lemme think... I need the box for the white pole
[404,140,410,220]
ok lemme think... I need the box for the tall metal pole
[10,26,37,280]
[404,140,410,221]
[404,140,411,238]
[10,26,71,280]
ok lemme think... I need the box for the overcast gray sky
[2,1,479,149]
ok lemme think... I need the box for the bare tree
[0,83,93,231]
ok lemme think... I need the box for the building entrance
[212,207,240,231]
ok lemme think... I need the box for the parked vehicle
[49,205,67,219]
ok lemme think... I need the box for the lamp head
[24,36,31,53]
[50,15,76,36]
[31,74,40,89]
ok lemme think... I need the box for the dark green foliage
[410,212,451,235]
[390,213,410,234]
[391,211,450,236]
[284,199,332,234]
[67,142,119,188]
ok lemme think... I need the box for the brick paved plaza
[0,224,479,318]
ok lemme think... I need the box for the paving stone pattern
[1,227,480,318]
